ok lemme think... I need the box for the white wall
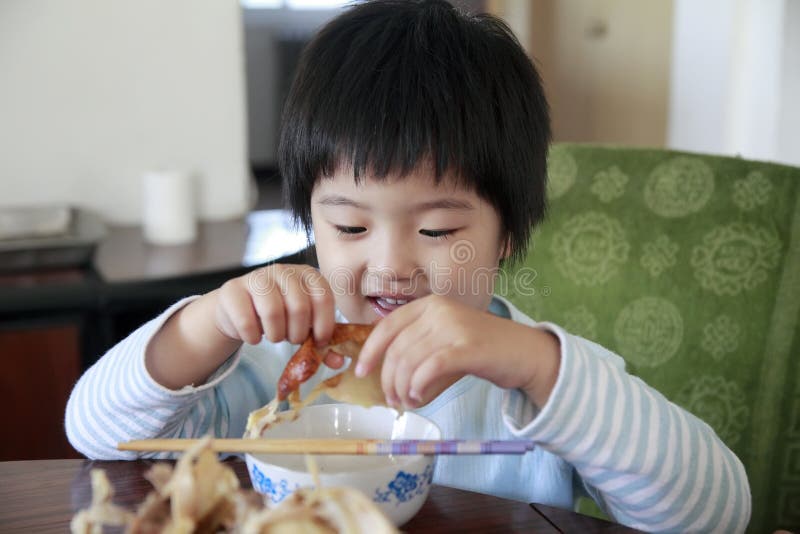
[522,0,673,147]
[0,0,250,225]
[668,0,799,166]
[777,0,800,167]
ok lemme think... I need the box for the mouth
[367,294,416,317]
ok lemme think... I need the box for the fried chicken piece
[276,324,374,401]
[246,323,388,438]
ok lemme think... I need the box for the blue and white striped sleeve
[64,297,270,460]
[502,322,751,533]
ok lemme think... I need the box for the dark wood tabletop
[0,459,641,533]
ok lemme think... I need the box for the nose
[366,232,420,284]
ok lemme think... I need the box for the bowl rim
[245,404,441,477]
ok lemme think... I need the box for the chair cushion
[501,143,800,533]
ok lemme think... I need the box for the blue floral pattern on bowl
[249,464,299,503]
[374,464,434,505]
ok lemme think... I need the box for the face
[310,166,508,324]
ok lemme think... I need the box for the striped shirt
[65,295,750,533]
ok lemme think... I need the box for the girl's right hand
[213,264,337,348]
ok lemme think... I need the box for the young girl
[66,1,750,531]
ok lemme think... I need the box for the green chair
[501,143,800,534]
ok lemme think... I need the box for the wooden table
[0,459,641,533]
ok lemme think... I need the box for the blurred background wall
[0,0,797,228]
[488,0,799,166]
[0,0,250,225]
[521,0,673,148]
[244,0,798,173]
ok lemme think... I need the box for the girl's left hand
[355,295,561,409]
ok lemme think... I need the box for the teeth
[379,297,409,306]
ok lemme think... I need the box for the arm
[65,297,241,459]
[143,290,241,389]
[502,323,751,534]
[146,264,336,390]
[65,264,337,459]
[356,295,750,533]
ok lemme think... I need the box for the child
[66,1,750,531]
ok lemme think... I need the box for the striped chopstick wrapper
[369,440,535,455]
[119,438,536,455]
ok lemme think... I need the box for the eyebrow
[316,195,474,212]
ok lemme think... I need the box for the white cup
[141,170,197,245]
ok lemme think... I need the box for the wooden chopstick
[118,438,535,455]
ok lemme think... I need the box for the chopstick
[118,438,535,455]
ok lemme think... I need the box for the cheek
[430,240,502,301]
[318,249,355,287]
[313,238,363,298]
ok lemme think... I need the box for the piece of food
[276,324,374,401]
[71,437,238,534]
[136,437,240,532]
[246,323,389,439]
[71,438,398,533]
[70,469,134,533]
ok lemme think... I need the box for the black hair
[279,0,550,263]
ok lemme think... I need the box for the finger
[323,350,345,369]
[220,280,264,345]
[382,322,435,408]
[279,267,313,344]
[302,268,335,346]
[356,299,425,378]
[248,270,287,343]
[408,349,465,405]
[252,278,286,343]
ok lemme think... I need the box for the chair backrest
[500,143,800,534]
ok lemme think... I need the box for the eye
[335,225,366,236]
[420,229,455,240]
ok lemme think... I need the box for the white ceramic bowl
[245,404,441,526]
